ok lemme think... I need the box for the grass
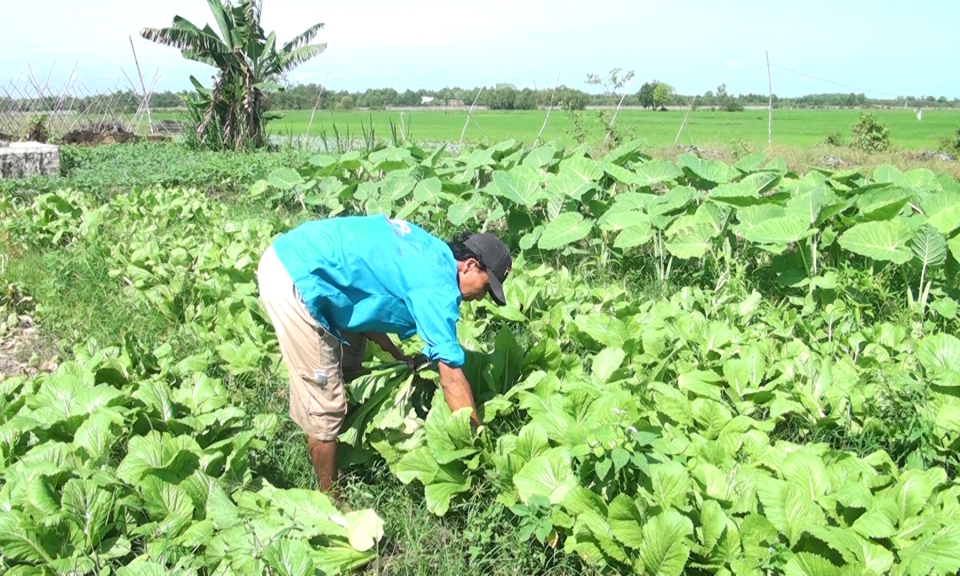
[144,107,960,151]
[1,243,169,360]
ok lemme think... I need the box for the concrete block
[0,142,60,179]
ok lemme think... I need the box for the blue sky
[1,0,957,99]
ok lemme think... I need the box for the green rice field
[222,108,960,150]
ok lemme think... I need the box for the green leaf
[635,160,682,185]
[737,205,786,229]
[851,508,896,539]
[0,511,52,563]
[424,463,471,516]
[73,412,117,462]
[513,447,576,505]
[603,138,645,165]
[637,509,695,576]
[921,191,960,235]
[345,509,384,552]
[115,432,200,484]
[740,216,809,245]
[515,423,551,464]
[492,167,543,207]
[678,370,723,400]
[117,561,167,576]
[950,234,960,263]
[561,156,604,183]
[918,333,960,386]
[648,461,690,510]
[784,187,827,224]
[838,220,913,264]
[699,500,727,551]
[677,154,733,184]
[381,175,417,201]
[614,223,654,249]
[707,182,761,207]
[895,524,960,576]
[395,447,439,485]
[267,487,347,538]
[755,478,825,545]
[592,348,625,382]
[425,405,477,464]
[264,539,315,576]
[538,212,594,250]
[62,479,113,547]
[648,186,696,217]
[522,146,557,170]
[911,225,947,268]
[447,198,482,227]
[368,146,412,171]
[784,552,844,576]
[856,187,911,220]
[873,164,902,184]
[600,210,649,232]
[414,176,442,204]
[665,223,715,259]
[781,451,830,503]
[545,168,596,200]
[608,494,645,549]
[268,167,304,191]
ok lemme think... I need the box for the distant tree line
[2,81,957,114]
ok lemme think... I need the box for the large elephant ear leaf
[911,225,947,268]
[838,220,913,264]
[918,333,960,387]
[538,212,594,250]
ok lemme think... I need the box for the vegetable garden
[3,137,960,575]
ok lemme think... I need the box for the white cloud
[728,61,746,68]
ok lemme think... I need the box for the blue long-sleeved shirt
[270,215,465,367]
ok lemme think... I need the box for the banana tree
[141,0,326,150]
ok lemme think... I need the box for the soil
[905,150,956,162]
[675,144,723,159]
[0,285,58,379]
[61,128,141,146]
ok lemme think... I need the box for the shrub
[851,112,890,152]
[823,131,845,147]
[938,124,960,155]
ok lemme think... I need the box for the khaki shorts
[256,245,367,441]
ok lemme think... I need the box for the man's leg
[307,437,338,492]
[257,246,347,493]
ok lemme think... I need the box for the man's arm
[363,332,405,361]
[438,362,481,428]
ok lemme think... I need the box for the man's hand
[396,354,416,372]
[437,362,481,428]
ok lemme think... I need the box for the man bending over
[256,214,512,492]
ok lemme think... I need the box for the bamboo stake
[130,35,154,134]
[766,50,773,149]
[533,73,560,148]
[674,95,697,145]
[305,71,330,139]
[459,85,484,148]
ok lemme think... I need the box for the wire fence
[0,59,172,142]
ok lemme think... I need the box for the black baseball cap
[464,232,512,306]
